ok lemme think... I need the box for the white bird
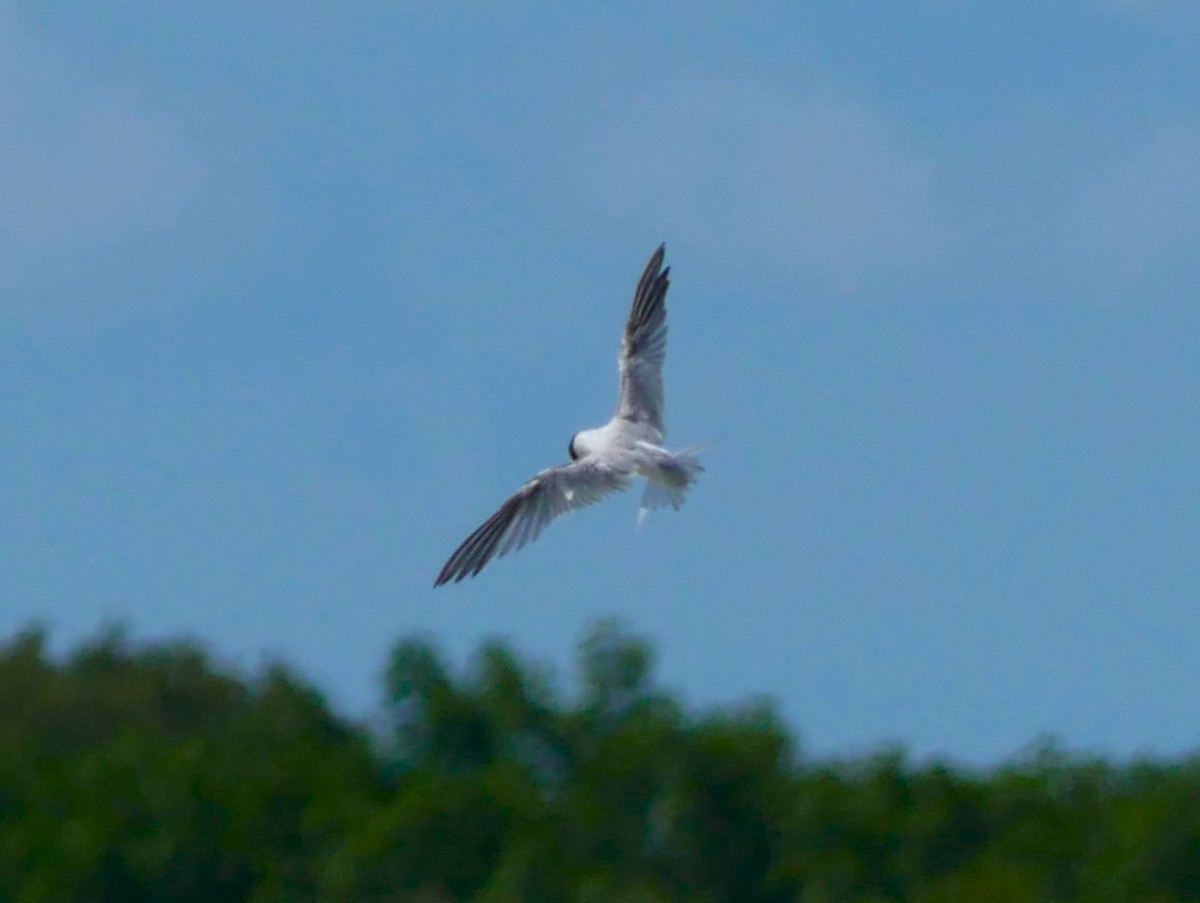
[434,244,706,586]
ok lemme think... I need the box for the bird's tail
[637,440,718,528]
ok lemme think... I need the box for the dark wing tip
[633,245,666,294]
[433,558,460,587]
[433,483,539,587]
[627,246,670,338]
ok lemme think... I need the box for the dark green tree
[4,619,1200,902]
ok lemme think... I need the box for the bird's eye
[568,438,578,461]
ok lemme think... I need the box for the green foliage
[0,624,378,903]
[1,620,1199,902]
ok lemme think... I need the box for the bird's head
[569,427,601,461]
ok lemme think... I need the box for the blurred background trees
[1,620,1197,902]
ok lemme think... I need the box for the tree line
[1,619,1197,902]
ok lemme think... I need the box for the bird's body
[434,245,705,586]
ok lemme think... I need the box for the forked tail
[637,441,717,528]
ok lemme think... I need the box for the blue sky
[2,2,1198,763]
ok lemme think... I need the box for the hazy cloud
[0,90,203,245]
[1103,0,1184,11]
[1066,120,1200,301]
[553,65,1199,308]
[0,11,259,321]
[556,75,953,300]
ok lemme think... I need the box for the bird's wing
[434,458,629,585]
[615,244,670,431]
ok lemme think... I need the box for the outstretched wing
[615,244,670,431]
[434,459,629,585]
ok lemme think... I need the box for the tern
[434,244,706,586]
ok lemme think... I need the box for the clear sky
[2,2,1198,764]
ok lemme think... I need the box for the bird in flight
[434,244,706,586]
